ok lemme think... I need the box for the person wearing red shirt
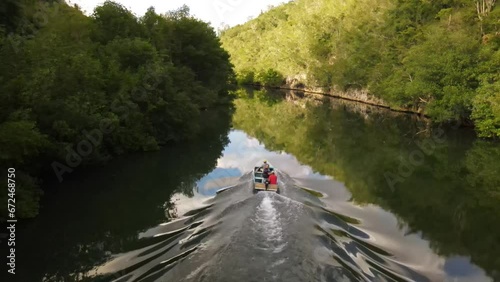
[268,171,278,185]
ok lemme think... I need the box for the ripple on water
[86,171,471,282]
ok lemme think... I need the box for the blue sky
[70,0,287,28]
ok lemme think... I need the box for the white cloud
[216,130,328,179]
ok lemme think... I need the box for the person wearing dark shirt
[263,167,269,179]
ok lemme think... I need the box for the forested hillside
[0,0,234,218]
[221,0,499,137]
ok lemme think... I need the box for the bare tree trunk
[476,0,496,35]
[476,0,496,18]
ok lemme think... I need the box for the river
[16,87,500,282]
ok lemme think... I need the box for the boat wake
[86,171,452,282]
[253,194,285,252]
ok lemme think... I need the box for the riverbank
[245,82,428,117]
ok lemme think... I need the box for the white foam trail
[254,194,286,252]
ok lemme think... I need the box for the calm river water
[16,88,500,282]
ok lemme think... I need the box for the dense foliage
[16,109,232,282]
[221,0,500,137]
[0,0,234,218]
[233,88,500,279]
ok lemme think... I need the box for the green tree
[221,0,499,136]
[0,0,235,218]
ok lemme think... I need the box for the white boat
[253,162,279,192]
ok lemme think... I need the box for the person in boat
[268,171,278,185]
[257,160,270,173]
[262,160,270,170]
[262,167,270,180]
[262,167,270,189]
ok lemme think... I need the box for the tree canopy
[0,0,234,218]
[221,0,499,137]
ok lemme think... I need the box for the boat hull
[254,183,278,192]
[253,164,278,193]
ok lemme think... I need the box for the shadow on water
[16,109,232,282]
[15,88,500,282]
